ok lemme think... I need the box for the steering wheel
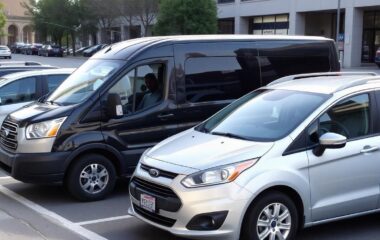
[319,120,350,138]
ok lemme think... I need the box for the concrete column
[343,7,363,68]
[18,26,23,43]
[234,16,249,34]
[289,12,306,35]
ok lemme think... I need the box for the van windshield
[47,59,123,105]
[196,89,329,142]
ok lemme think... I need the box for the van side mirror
[313,132,347,156]
[107,93,123,119]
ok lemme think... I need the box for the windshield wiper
[210,131,249,140]
[46,100,61,106]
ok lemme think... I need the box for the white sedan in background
[0,68,75,125]
[0,46,11,59]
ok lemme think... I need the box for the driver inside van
[137,73,162,110]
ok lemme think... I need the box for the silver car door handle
[360,146,379,153]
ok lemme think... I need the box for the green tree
[154,0,217,35]
[0,3,6,37]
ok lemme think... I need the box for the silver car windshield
[47,59,124,105]
[196,89,330,141]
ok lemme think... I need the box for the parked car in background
[20,44,32,54]
[38,45,64,57]
[10,42,25,54]
[0,35,340,201]
[0,61,57,77]
[0,46,12,59]
[375,47,380,68]
[27,43,43,55]
[75,46,91,55]
[129,72,380,240]
[82,44,108,57]
[0,68,74,125]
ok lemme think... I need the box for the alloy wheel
[256,203,292,240]
[79,163,109,194]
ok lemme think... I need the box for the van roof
[92,34,333,61]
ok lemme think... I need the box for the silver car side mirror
[313,132,347,156]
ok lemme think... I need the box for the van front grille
[0,120,18,151]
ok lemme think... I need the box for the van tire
[241,191,298,240]
[65,154,116,201]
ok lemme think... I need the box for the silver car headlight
[26,117,67,139]
[181,159,259,188]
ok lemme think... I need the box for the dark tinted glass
[185,56,260,103]
[197,89,329,141]
[259,41,331,85]
[0,77,37,105]
[47,74,68,92]
[319,94,370,139]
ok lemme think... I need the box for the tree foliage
[154,0,217,35]
[0,3,7,37]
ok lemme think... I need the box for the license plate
[140,194,156,212]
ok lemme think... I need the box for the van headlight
[181,159,258,188]
[26,117,67,139]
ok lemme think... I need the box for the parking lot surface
[1,54,380,240]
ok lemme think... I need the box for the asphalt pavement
[0,53,380,240]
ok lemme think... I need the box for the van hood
[7,102,76,127]
[146,129,274,171]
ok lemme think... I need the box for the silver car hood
[146,129,274,171]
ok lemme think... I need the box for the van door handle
[158,113,174,119]
[360,146,379,153]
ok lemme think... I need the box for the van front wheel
[241,191,298,240]
[66,154,116,201]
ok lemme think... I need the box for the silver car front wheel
[256,203,292,240]
[241,191,299,240]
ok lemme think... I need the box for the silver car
[128,72,380,240]
[0,68,75,125]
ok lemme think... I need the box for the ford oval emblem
[1,129,9,138]
[149,168,160,178]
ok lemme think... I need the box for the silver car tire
[241,191,299,240]
[65,154,117,201]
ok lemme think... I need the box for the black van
[0,35,339,201]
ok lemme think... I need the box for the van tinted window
[185,56,260,103]
[259,41,332,85]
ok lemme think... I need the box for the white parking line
[75,215,134,226]
[0,176,12,180]
[0,185,108,240]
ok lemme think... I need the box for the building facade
[0,0,35,45]
[217,0,380,68]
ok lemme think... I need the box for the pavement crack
[0,207,48,240]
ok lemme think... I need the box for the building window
[218,18,235,34]
[217,0,234,3]
[362,11,380,63]
[250,14,289,35]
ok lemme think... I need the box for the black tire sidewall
[241,191,299,240]
[66,154,117,201]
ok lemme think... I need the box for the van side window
[185,56,260,103]
[0,77,37,106]
[318,94,370,139]
[108,63,165,115]
[259,41,331,85]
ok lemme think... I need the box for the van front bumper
[0,146,70,183]
[128,164,253,240]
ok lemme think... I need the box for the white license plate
[140,194,156,212]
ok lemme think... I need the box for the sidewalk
[0,187,84,240]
